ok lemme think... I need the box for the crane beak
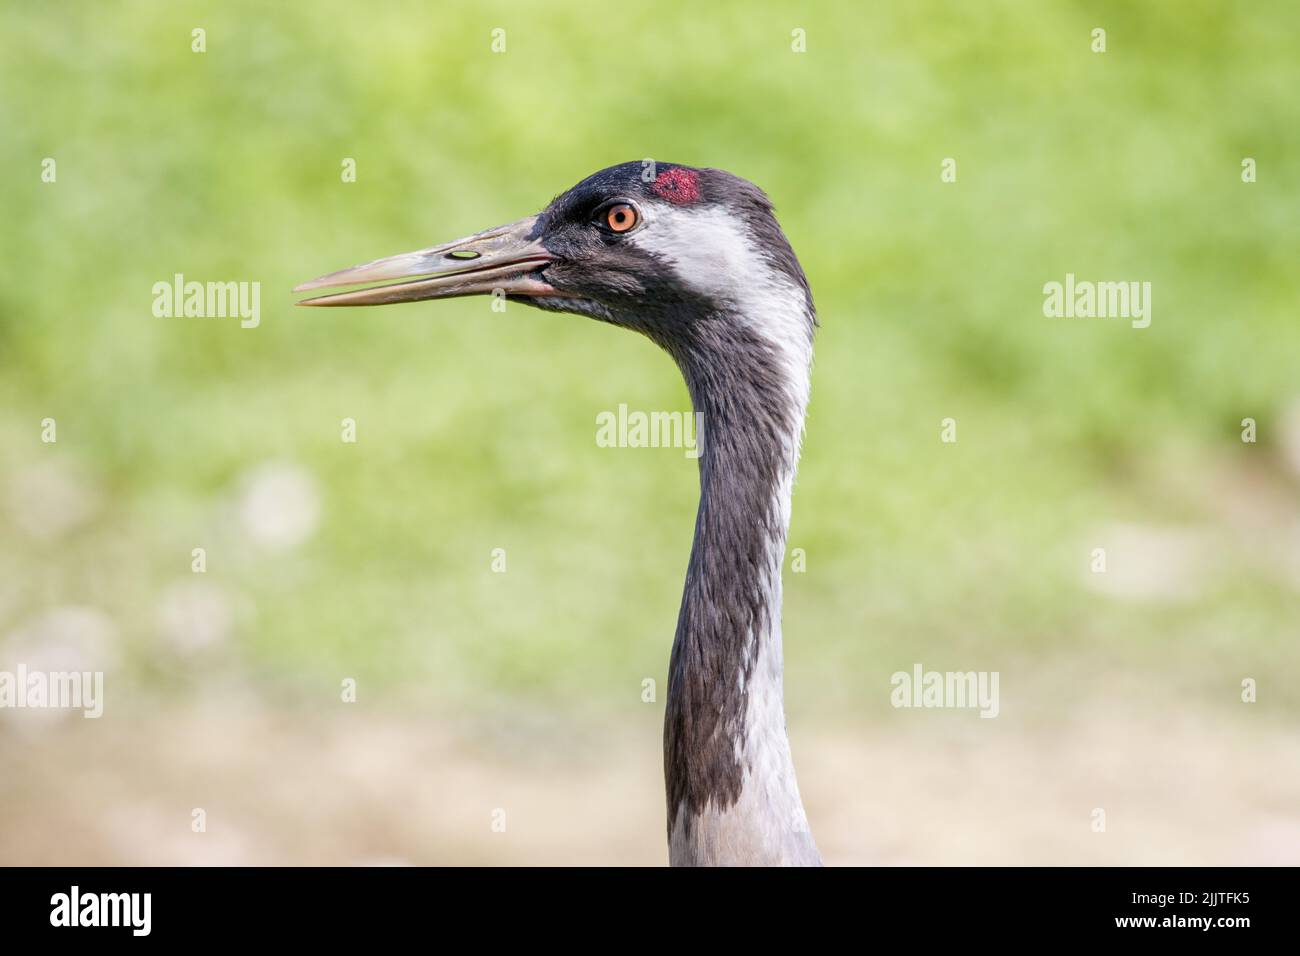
[293,215,561,307]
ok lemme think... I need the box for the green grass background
[2,1,1297,719]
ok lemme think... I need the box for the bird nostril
[446,250,481,261]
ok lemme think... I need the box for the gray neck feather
[659,314,820,866]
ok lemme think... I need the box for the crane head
[294,162,813,349]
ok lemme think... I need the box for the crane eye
[603,203,639,233]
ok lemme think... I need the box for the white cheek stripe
[629,204,756,303]
[628,204,813,430]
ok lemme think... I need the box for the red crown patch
[649,167,701,205]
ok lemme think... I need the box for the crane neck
[661,316,820,866]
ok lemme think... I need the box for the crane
[296,162,821,866]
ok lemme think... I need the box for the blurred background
[2,1,1298,865]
